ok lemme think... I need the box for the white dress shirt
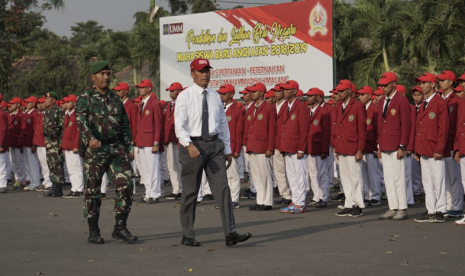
[175,83,231,154]
[365,101,371,110]
[276,99,286,114]
[383,91,397,111]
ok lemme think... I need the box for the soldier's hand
[233,152,240,159]
[407,150,412,155]
[434,152,443,160]
[20,146,23,153]
[187,143,200,158]
[321,153,328,159]
[377,148,382,159]
[225,154,232,170]
[0,146,3,153]
[355,150,363,162]
[397,148,405,160]
[31,145,37,153]
[297,152,304,159]
[414,154,420,161]
[265,150,273,157]
[73,148,79,154]
[152,145,159,153]
[89,139,101,150]
[454,151,460,163]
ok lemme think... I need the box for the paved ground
[1,182,465,276]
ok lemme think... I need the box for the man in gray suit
[174,58,252,247]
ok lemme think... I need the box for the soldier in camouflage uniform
[43,92,65,197]
[76,61,137,244]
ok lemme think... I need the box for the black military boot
[43,184,56,197]
[112,213,138,243]
[88,216,104,244]
[52,183,63,197]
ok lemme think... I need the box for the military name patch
[291,114,296,121]
[257,114,264,120]
[348,115,354,121]
[314,119,319,126]
[367,118,371,125]
[145,110,150,116]
[429,112,435,119]
[26,118,31,124]
[247,115,251,121]
[449,106,453,113]
[227,116,232,122]
[391,109,396,116]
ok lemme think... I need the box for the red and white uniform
[0,107,8,188]
[164,100,182,195]
[224,102,243,202]
[7,112,26,184]
[62,109,84,193]
[33,110,52,188]
[454,96,465,202]
[20,108,41,189]
[410,104,424,196]
[273,100,291,200]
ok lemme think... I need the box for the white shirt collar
[142,94,151,105]
[310,105,318,114]
[425,93,435,103]
[342,98,350,109]
[366,101,371,110]
[288,98,297,109]
[386,91,397,100]
[123,98,128,104]
[224,102,233,111]
[443,91,452,100]
[68,109,75,115]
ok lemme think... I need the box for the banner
[159,0,333,100]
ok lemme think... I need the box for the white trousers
[227,157,241,202]
[249,153,273,206]
[284,153,308,206]
[378,157,385,193]
[197,171,212,200]
[139,147,162,199]
[37,147,52,188]
[381,151,407,210]
[412,156,424,195]
[166,142,182,194]
[9,148,25,183]
[328,146,335,186]
[273,149,291,199]
[445,153,463,211]
[0,151,8,188]
[361,153,381,201]
[459,157,465,195]
[339,154,365,208]
[135,148,142,181]
[237,150,245,179]
[404,154,415,205]
[308,154,329,202]
[243,146,256,193]
[23,146,41,188]
[420,156,446,213]
[64,150,84,192]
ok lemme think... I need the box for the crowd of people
[2,61,465,240]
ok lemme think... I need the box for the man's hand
[187,143,200,158]
[407,150,412,156]
[334,152,339,160]
[89,139,101,150]
[20,146,23,153]
[321,153,328,159]
[0,146,3,153]
[265,150,273,157]
[297,152,304,159]
[73,148,79,154]
[128,153,134,162]
[233,152,240,159]
[377,149,382,159]
[152,145,159,153]
[397,148,405,160]
[31,145,37,153]
[414,154,420,161]
[355,150,363,162]
[225,154,232,169]
[454,151,460,163]
[434,152,443,160]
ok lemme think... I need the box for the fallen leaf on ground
[23,259,28,261]
[88,260,94,262]
[189,269,193,272]
[386,251,392,254]
[139,248,147,251]
[53,214,59,217]
[390,239,396,241]
[207,249,215,251]
[36,273,42,275]
[391,235,400,237]
[172,244,178,247]
[440,252,449,255]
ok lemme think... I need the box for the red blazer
[330,104,337,148]
[407,105,417,152]
[274,101,287,150]
[124,99,138,142]
[277,99,310,154]
[62,111,80,150]
[306,105,330,156]
[226,103,244,154]
[377,92,411,152]
[0,108,8,152]
[334,97,367,155]
[243,101,276,154]
[454,97,465,156]
[364,102,378,153]
[444,92,459,157]
[6,112,22,148]
[415,94,449,157]
[33,112,46,147]
[321,102,332,114]
[135,95,163,150]
[19,109,38,147]
[164,101,178,144]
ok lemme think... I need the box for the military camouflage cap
[45,92,58,99]
[90,61,110,74]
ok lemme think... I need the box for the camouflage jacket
[43,104,64,146]
[76,87,133,154]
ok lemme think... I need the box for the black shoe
[241,189,251,199]
[248,204,260,211]
[147,198,159,204]
[330,193,345,202]
[257,205,272,211]
[69,192,83,199]
[308,200,318,207]
[203,194,214,201]
[101,193,107,200]
[112,214,138,243]
[139,197,147,203]
[314,200,327,208]
[273,187,279,195]
[336,208,353,217]
[164,179,171,186]
[274,198,291,205]
[88,216,105,244]
[175,193,182,200]
[225,232,252,246]
[414,211,434,223]
[364,199,370,205]
[43,184,56,197]
[166,193,177,200]
[62,191,74,198]
[369,199,381,206]
[181,236,201,246]
[433,212,445,223]
[349,206,363,217]
[248,192,257,199]
[51,183,63,197]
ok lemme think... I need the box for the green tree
[191,0,215,13]
[70,20,107,48]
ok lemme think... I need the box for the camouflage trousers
[45,138,65,184]
[82,143,134,219]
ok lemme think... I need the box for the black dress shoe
[314,200,327,208]
[248,204,260,211]
[257,205,272,211]
[181,236,201,246]
[203,194,214,201]
[226,232,252,246]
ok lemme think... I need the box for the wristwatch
[154,142,159,146]
[399,145,406,151]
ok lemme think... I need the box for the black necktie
[170,102,174,111]
[201,90,209,141]
[383,98,391,118]
[342,107,345,115]
[310,111,313,117]
[254,105,258,115]
[140,101,145,116]
[288,106,290,114]
[423,101,428,111]
[416,106,419,112]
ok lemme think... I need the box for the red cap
[21,100,26,107]
[457,72,465,81]
[237,102,243,108]
[328,99,334,105]
[166,82,183,92]
[395,85,407,94]
[335,80,352,91]
[57,100,63,107]
[159,100,166,107]
[136,79,153,88]
[370,95,376,101]
[296,89,304,97]
[272,83,285,91]
[280,80,299,90]
[113,82,129,91]
[437,70,456,81]
[239,88,251,94]
[24,96,38,104]
[190,58,212,71]
[37,96,46,103]
[437,89,444,94]
[264,90,275,99]
[377,72,397,85]
[306,87,323,96]
[67,95,77,102]
[9,97,22,104]
[373,87,384,96]
[357,86,373,95]
[0,101,7,107]
[330,94,335,98]
[411,85,421,93]
[415,73,436,83]
[133,97,142,103]
[247,82,267,92]
[217,84,235,94]
[454,85,464,92]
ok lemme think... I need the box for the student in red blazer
[454,72,465,224]
[277,80,310,214]
[113,82,138,141]
[7,97,26,187]
[243,82,276,211]
[163,82,184,199]
[0,94,8,192]
[305,88,330,208]
[414,73,449,223]
[410,87,424,200]
[61,95,84,197]
[19,96,41,190]
[329,89,345,201]
[218,84,243,206]
[32,96,52,190]
[333,80,366,217]
[436,71,463,217]
[135,79,164,203]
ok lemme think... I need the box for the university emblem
[69,121,73,126]
[449,106,453,113]
[314,119,319,126]
[429,112,435,119]
[391,109,396,116]
[309,3,328,36]
[145,110,150,116]
[348,115,354,122]
[291,114,296,121]
[227,116,232,122]
[257,114,264,120]
[366,118,371,125]
[14,121,18,125]
[247,115,251,121]
[27,118,31,124]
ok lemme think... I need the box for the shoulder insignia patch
[314,119,319,126]
[227,116,232,122]
[257,114,264,120]
[348,114,354,122]
[247,115,251,121]
[145,110,150,116]
[26,118,31,124]
[69,121,73,126]
[291,114,296,121]
[429,112,435,119]
[391,109,396,116]
[366,118,371,125]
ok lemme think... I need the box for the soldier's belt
[99,137,119,144]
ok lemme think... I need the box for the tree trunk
[382,44,390,72]
[133,67,138,96]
